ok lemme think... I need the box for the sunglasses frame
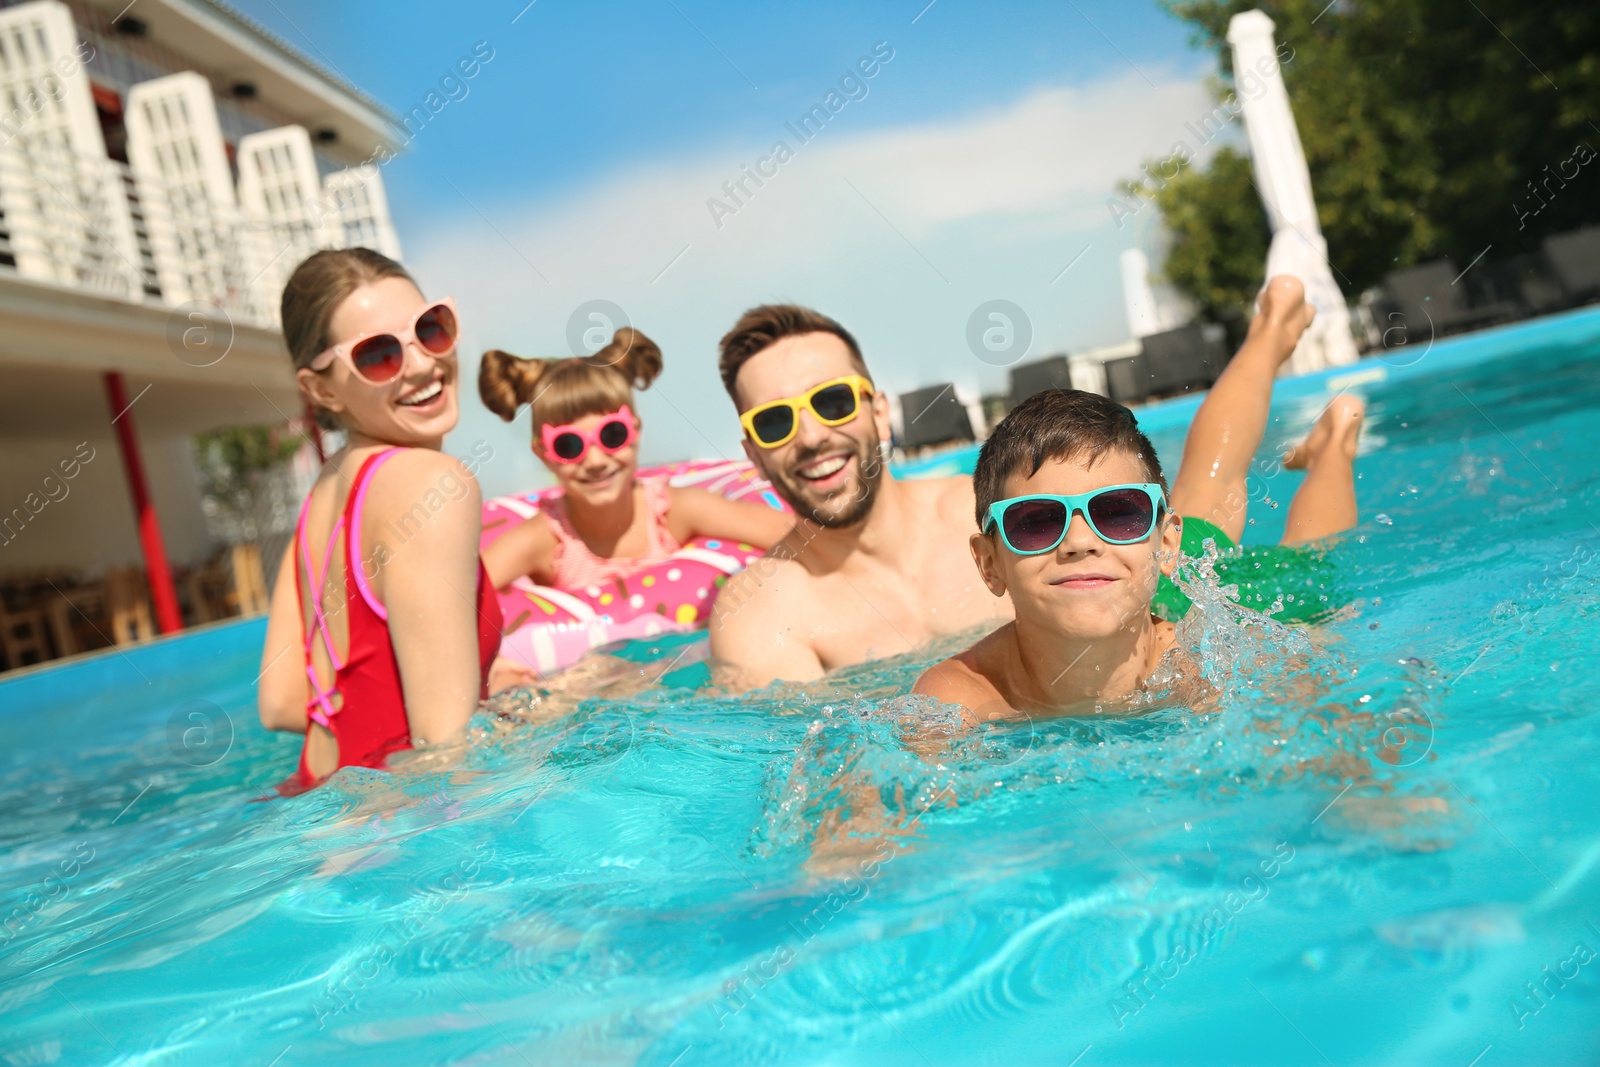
[309,296,459,384]
[739,375,875,449]
[984,484,1167,555]
[540,405,639,465]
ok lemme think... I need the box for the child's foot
[1251,275,1318,368]
[1284,394,1365,470]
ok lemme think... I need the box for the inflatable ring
[481,459,791,676]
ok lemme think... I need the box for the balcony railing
[0,135,371,330]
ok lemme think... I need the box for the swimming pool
[4,307,1600,1065]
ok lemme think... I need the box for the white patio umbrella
[1227,10,1360,373]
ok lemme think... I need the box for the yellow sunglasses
[739,375,875,449]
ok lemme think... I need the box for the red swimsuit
[292,448,502,789]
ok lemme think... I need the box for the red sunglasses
[310,297,459,384]
[540,406,639,464]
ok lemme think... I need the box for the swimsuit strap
[347,448,406,622]
[295,448,404,727]
[640,475,682,556]
[311,515,347,671]
[296,491,345,727]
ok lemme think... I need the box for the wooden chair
[107,567,157,646]
[0,608,52,669]
[44,595,79,657]
[182,561,231,625]
[229,543,271,616]
[44,581,109,658]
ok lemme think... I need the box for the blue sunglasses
[984,484,1166,555]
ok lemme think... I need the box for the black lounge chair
[1544,226,1600,306]
[1103,354,1150,405]
[1103,323,1228,405]
[1007,355,1073,410]
[899,384,974,450]
[1140,323,1226,395]
[1383,259,1515,340]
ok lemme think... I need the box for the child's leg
[1280,394,1364,545]
[1168,276,1315,544]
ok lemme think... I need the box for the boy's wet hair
[971,388,1167,528]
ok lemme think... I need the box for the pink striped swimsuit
[542,475,682,591]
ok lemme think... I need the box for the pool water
[4,309,1600,1066]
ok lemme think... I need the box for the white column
[1227,10,1359,372]
[1120,248,1165,339]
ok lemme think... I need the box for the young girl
[477,330,793,677]
[258,248,501,790]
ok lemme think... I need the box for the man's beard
[765,433,884,529]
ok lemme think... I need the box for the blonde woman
[258,248,500,790]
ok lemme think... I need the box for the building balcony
[0,111,398,333]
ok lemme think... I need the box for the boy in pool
[914,276,1364,718]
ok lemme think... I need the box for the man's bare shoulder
[708,550,828,685]
[902,474,980,529]
[713,548,812,618]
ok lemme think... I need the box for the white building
[0,0,401,652]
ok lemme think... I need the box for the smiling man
[708,304,1011,686]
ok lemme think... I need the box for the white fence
[0,137,386,327]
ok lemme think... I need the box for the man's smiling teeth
[399,380,442,406]
[799,455,848,480]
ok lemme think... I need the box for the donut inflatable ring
[481,459,790,676]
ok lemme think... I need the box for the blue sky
[236,0,1227,496]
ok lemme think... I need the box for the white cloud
[407,70,1223,497]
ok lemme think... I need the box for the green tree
[193,425,302,538]
[1134,0,1600,322]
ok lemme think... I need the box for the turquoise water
[4,308,1600,1065]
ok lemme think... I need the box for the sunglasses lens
[350,335,404,381]
[810,382,859,423]
[598,418,631,449]
[551,432,585,461]
[1002,499,1068,553]
[1087,489,1156,542]
[750,405,796,445]
[415,303,457,354]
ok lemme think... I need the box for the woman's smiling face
[300,277,460,447]
[971,448,1181,641]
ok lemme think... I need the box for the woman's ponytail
[478,349,547,422]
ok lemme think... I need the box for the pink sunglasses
[309,297,458,384]
[540,406,639,464]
